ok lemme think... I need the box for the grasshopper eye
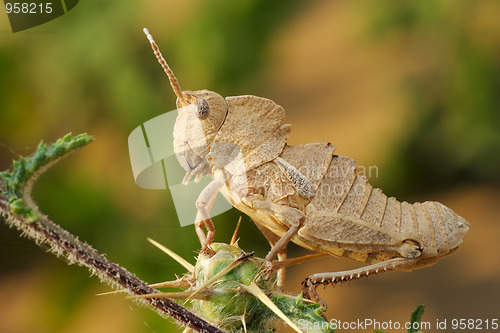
[195,98,210,119]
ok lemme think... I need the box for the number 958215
[451,318,498,330]
[5,2,52,14]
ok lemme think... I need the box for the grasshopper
[143,29,470,305]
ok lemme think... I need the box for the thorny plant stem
[0,134,223,332]
[0,195,223,333]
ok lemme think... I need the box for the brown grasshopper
[143,29,470,306]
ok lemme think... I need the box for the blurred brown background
[1,1,499,332]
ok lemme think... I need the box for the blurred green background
[1,1,499,332]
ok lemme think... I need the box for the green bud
[188,243,334,333]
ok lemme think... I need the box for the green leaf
[408,305,425,333]
[0,133,93,221]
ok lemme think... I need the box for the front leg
[194,178,225,248]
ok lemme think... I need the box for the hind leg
[302,257,418,308]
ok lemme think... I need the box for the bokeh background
[1,1,499,332]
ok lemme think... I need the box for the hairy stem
[0,134,223,333]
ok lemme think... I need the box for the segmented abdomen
[303,155,469,264]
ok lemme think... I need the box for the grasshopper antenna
[143,28,186,104]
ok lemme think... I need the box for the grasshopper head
[171,89,228,182]
[144,29,228,183]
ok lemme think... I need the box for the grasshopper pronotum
[143,28,470,306]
